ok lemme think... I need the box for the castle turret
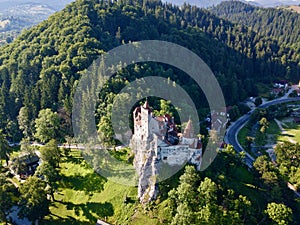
[143,100,151,110]
[130,100,159,204]
[140,100,151,139]
[183,119,194,138]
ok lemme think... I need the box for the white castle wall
[130,104,202,203]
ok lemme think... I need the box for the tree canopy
[0,0,298,141]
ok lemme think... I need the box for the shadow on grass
[59,150,108,193]
[109,149,133,164]
[281,133,295,138]
[69,201,113,219]
[44,216,91,225]
[62,152,85,165]
[59,172,107,193]
[46,202,114,225]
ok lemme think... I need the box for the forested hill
[0,0,299,141]
[210,1,300,47]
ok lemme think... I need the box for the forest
[0,0,299,142]
[210,1,300,49]
[0,0,299,224]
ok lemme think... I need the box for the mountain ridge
[210,1,300,46]
[0,0,74,45]
[0,0,74,11]
[165,0,300,8]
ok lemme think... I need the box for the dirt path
[274,119,296,144]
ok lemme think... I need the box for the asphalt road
[225,97,300,168]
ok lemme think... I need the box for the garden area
[41,149,139,225]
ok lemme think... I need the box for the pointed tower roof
[143,100,149,109]
[142,100,151,112]
[183,119,194,138]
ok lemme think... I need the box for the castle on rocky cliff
[130,101,202,204]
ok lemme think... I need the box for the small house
[10,153,40,179]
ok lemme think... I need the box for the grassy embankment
[238,120,281,155]
[41,148,167,225]
[277,122,300,143]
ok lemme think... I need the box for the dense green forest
[0,0,300,224]
[0,0,299,143]
[210,1,300,49]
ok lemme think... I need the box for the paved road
[225,97,300,168]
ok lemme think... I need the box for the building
[130,101,202,203]
[10,153,40,179]
[271,88,284,97]
[96,219,110,225]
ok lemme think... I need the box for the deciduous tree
[40,139,60,168]
[0,174,16,224]
[34,109,60,143]
[19,176,50,221]
[265,202,292,225]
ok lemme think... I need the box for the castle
[130,101,202,203]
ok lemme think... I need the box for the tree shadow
[66,201,114,222]
[47,201,114,225]
[44,215,90,225]
[62,154,83,164]
[281,133,295,137]
[59,172,107,193]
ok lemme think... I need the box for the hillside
[280,5,300,13]
[0,0,299,143]
[0,3,55,31]
[0,0,299,224]
[0,1,74,45]
[0,0,74,11]
[165,0,300,8]
[245,0,300,7]
[210,1,300,46]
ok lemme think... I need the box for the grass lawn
[238,120,281,155]
[264,120,281,145]
[255,83,271,98]
[237,124,257,158]
[237,125,251,150]
[109,147,134,164]
[210,159,268,217]
[41,149,140,225]
[266,120,281,136]
[230,166,266,210]
[277,122,300,143]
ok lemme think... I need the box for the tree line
[0,0,299,143]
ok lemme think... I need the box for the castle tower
[183,119,194,138]
[131,100,159,204]
[140,100,151,139]
[131,103,202,204]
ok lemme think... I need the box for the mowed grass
[237,125,251,150]
[266,120,281,136]
[278,122,300,143]
[256,82,271,98]
[41,149,138,225]
[264,120,281,144]
[229,165,267,211]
